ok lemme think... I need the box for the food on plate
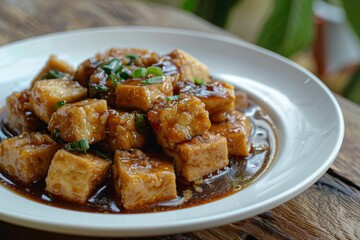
[0,48,276,213]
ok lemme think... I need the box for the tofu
[147,94,211,149]
[31,55,75,87]
[169,133,228,182]
[113,149,177,210]
[178,80,235,116]
[74,53,103,87]
[88,68,117,106]
[48,99,109,144]
[115,76,173,111]
[29,79,88,123]
[235,90,249,109]
[4,90,42,135]
[45,150,111,204]
[104,48,161,67]
[0,133,58,184]
[168,49,210,83]
[105,109,147,151]
[210,110,252,156]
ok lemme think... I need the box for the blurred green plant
[182,0,360,104]
[182,0,241,28]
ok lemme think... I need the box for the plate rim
[0,26,345,237]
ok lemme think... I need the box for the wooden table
[1,1,359,239]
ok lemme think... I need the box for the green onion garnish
[166,95,180,101]
[94,150,112,160]
[41,69,64,79]
[95,85,108,92]
[120,68,132,79]
[194,77,205,86]
[141,76,164,85]
[101,59,121,75]
[135,113,146,133]
[145,66,162,77]
[89,84,108,98]
[109,74,124,88]
[65,139,89,153]
[54,128,61,140]
[133,68,146,78]
[54,100,66,111]
[125,54,139,65]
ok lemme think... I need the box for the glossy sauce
[0,97,277,214]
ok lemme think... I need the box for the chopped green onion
[89,84,108,98]
[194,77,205,86]
[145,66,162,77]
[125,54,139,65]
[54,100,66,111]
[41,69,64,79]
[133,68,146,78]
[135,113,146,133]
[109,74,124,88]
[92,84,109,92]
[120,68,132,79]
[94,150,112,160]
[65,139,89,153]
[166,95,180,101]
[101,59,121,74]
[54,128,61,140]
[141,76,164,85]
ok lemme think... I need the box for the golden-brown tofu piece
[73,53,103,87]
[45,150,111,204]
[115,76,173,111]
[104,48,161,67]
[0,133,58,184]
[31,55,75,87]
[29,79,87,123]
[235,90,249,110]
[178,80,235,116]
[210,110,252,156]
[4,90,43,135]
[88,68,117,106]
[48,99,109,144]
[168,49,210,83]
[113,149,177,210]
[147,94,211,149]
[169,133,228,182]
[105,109,147,151]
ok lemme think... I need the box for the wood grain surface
[1,0,359,239]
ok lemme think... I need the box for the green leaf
[341,0,360,42]
[343,66,360,105]
[182,0,241,28]
[257,0,314,57]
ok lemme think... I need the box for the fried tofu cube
[4,90,43,135]
[31,55,75,87]
[168,49,210,83]
[179,81,235,116]
[210,110,252,156]
[29,79,87,123]
[115,76,173,111]
[104,48,161,67]
[74,53,103,87]
[113,149,177,210]
[147,94,211,149]
[235,91,249,110]
[169,133,228,182]
[45,150,111,204]
[48,99,109,144]
[105,109,147,151]
[0,133,58,184]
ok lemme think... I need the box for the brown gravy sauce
[0,98,277,214]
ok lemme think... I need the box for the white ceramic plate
[0,27,344,237]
